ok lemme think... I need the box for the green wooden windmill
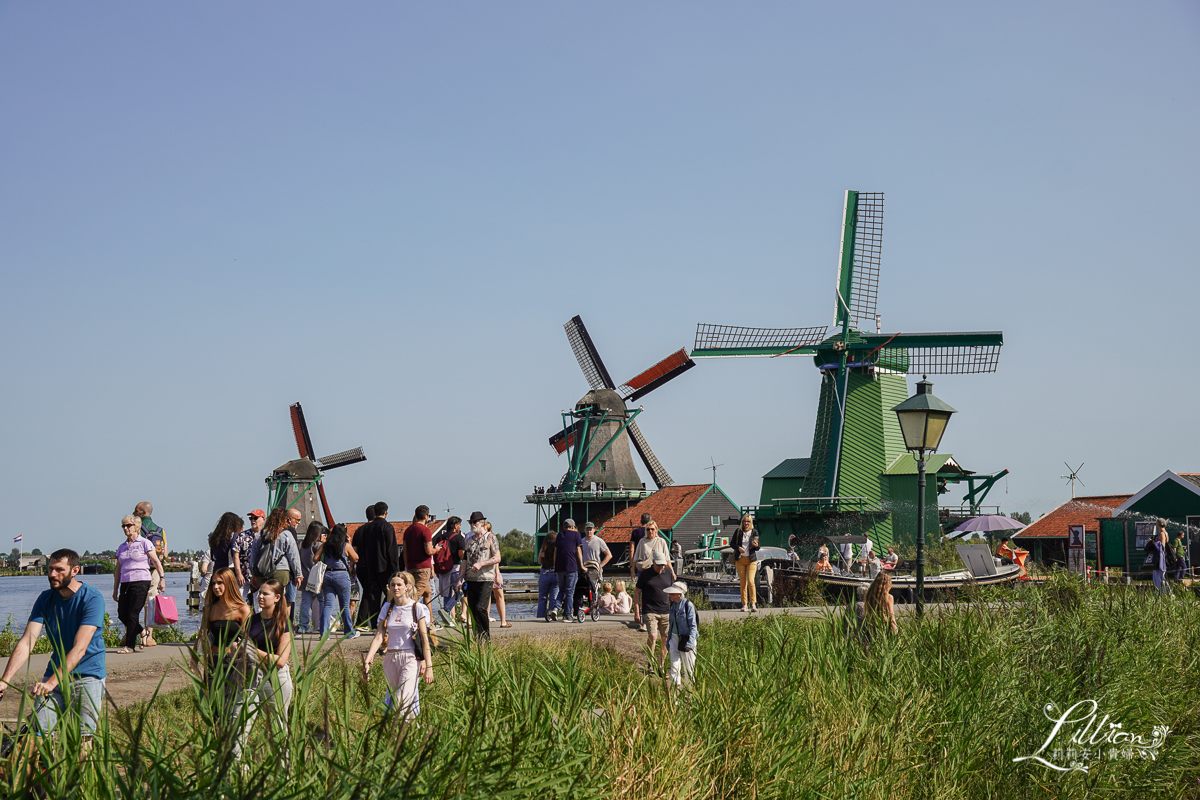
[691,191,1004,547]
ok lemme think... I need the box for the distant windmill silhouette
[1061,463,1085,499]
[707,457,724,484]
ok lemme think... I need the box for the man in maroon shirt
[402,505,443,608]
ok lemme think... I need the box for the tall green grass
[3,574,1198,799]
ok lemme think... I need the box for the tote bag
[153,595,179,625]
[304,561,326,594]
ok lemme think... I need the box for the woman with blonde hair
[861,571,898,635]
[364,571,434,719]
[614,580,632,614]
[730,513,760,613]
[113,514,166,653]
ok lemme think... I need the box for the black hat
[468,511,487,524]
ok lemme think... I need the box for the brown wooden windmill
[265,402,366,530]
[549,315,695,492]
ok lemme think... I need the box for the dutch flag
[13,535,22,543]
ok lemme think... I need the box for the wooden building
[596,483,741,561]
[1012,494,1130,568]
[1097,472,1200,577]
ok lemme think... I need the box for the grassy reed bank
[4,574,1198,799]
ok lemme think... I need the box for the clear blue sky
[2,2,1197,553]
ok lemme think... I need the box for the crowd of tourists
[0,500,710,757]
[534,512,698,688]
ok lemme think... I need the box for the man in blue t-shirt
[550,519,585,622]
[0,548,107,741]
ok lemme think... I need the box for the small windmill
[549,315,695,492]
[266,402,367,529]
[691,191,1004,538]
[1061,463,1085,499]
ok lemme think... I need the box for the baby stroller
[572,560,603,622]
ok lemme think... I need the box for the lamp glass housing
[892,380,957,452]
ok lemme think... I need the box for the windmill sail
[856,332,1003,374]
[290,402,315,460]
[285,402,367,529]
[627,419,673,489]
[618,348,696,401]
[549,421,585,454]
[564,315,615,389]
[316,447,367,470]
[691,324,829,358]
[839,191,883,331]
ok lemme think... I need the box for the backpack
[253,535,278,579]
[143,526,167,562]
[433,534,455,575]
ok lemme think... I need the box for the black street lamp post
[891,377,957,617]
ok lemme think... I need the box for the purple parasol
[952,514,1026,533]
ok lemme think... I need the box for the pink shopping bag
[154,595,179,625]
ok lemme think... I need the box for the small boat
[777,540,1021,597]
[679,546,794,606]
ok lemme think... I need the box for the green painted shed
[759,458,811,504]
[1098,471,1200,576]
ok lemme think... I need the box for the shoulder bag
[304,560,326,594]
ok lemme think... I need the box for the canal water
[1,572,542,639]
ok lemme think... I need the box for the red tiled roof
[596,484,712,544]
[347,519,447,546]
[1013,495,1132,539]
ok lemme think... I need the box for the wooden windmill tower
[528,316,696,539]
[266,402,367,531]
[550,315,695,493]
[692,191,1004,547]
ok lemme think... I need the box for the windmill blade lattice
[564,315,615,389]
[845,192,883,330]
[627,419,674,489]
[692,323,830,357]
[871,343,1001,374]
[316,447,367,470]
[856,332,1003,374]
